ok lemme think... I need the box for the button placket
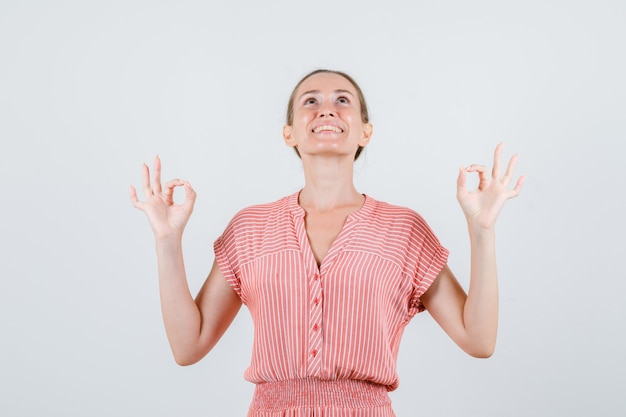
[307,272,323,375]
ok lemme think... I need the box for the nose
[318,102,336,118]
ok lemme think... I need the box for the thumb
[456,166,468,200]
[182,181,197,208]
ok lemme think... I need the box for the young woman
[130,69,525,416]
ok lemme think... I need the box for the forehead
[296,72,357,96]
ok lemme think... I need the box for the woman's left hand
[457,143,525,230]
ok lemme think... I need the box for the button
[313,298,320,306]
[313,324,320,331]
[314,274,320,280]
[311,349,318,357]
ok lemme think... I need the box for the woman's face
[283,72,372,160]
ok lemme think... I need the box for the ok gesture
[129,156,196,240]
[456,143,525,230]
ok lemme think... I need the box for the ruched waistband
[250,378,391,412]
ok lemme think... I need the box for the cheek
[294,113,314,131]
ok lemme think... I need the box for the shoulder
[366,196,430,230]
[227,194,294,228]
[215,193,299,261]
[222,195,297,233]
[362,196,448,278]
[362,196,444,254]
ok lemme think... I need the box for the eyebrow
[298,89,355,100]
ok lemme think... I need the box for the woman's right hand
[130,156,196,240]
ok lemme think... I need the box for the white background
[1,1,624,416]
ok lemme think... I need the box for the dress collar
[287,189,375,222]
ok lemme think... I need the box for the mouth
[312,124,344,134]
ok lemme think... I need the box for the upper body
[214,191,448,390]
[130,69,525,380]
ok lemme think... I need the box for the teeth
[313,125,343,133]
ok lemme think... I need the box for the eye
[304,97,317,105]
[337,96,350,104]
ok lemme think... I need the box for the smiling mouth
[313,125,343,133]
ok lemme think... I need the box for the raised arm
[421,143,525,357]
[130,156,241,365]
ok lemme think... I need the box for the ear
[358,122,373,147]
[283,124,297,148]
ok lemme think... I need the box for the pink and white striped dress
[214,191,448,416]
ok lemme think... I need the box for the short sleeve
[406,215,449,317]
[213,216,244,300]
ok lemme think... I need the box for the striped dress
[214,191,448,416]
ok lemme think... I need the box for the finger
[507,174,526,198]
[162,179,184,204]
[129,185,143,209]
[492,142,503,179]
[456,166,468,200]
[501,153,519,186]
[466,164,488,174]
[141,163,152,198]
[182,181,197,209]
[129,184,138,204]
[467,164,490,190]
[152,155,163,195]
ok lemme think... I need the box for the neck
[299,155,362,212]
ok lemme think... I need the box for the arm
[421,143,525,358]
[130,156,242,366]
[156,247,241,365]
